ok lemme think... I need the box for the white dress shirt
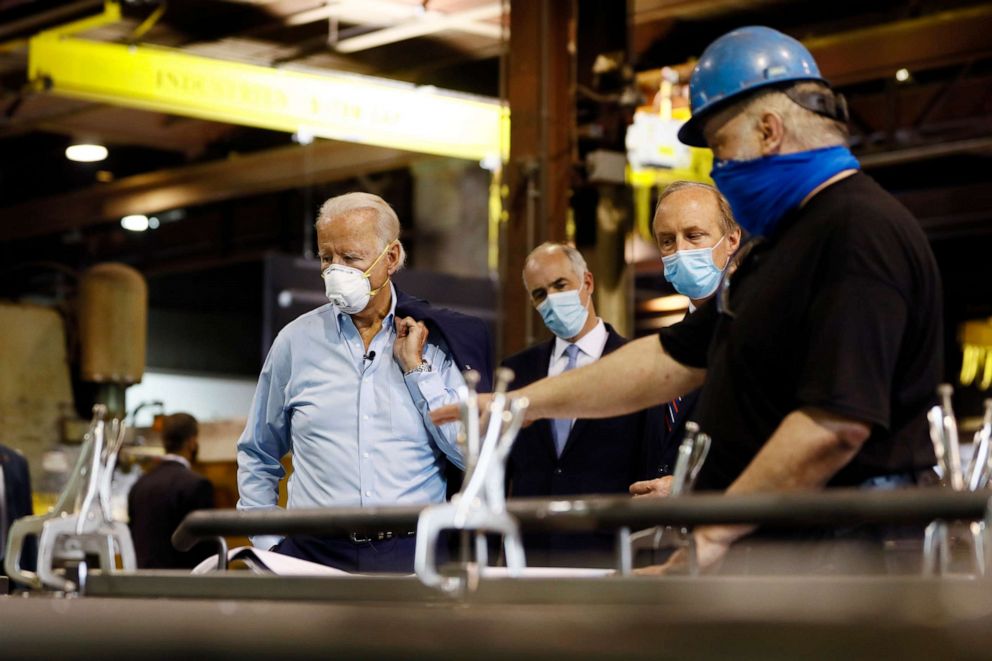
[547,318,608,434]
[160,454,191,470]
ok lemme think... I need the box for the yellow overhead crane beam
[27,1,508,162]
[962,319,992,391]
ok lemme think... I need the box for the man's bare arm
[519,335,703,421]
[431,335,703,425]
[726,407,871,495]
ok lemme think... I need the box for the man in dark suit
[503,242,669,567]
[0,444,34,575]
[128,413,215,569]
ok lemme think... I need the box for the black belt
[346,530,416,544]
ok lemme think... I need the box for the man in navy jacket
[502,243,669,567]
[129,413,215,569]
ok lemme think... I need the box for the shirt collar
[334,282,397,333]
[161,453,191,470]
[552,318,607,362]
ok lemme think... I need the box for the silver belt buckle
[349,531,400,543]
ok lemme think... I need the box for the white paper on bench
[193,547,615,578]
[192,547,349,576]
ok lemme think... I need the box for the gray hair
[737,81,848,150]
[315,192,407,268]
[522,242,588,288]
[655,181,739,235]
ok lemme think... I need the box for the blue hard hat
[678,26,827,147]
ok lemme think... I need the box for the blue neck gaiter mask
[711,145,860,237]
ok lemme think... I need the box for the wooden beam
[635,4,992,89]
[806,5,992,87]
[0,140,430,241]
[501,0,573,356]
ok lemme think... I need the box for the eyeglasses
[716,236,765,318]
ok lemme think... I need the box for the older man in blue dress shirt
[236,192,466,573]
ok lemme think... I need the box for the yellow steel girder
[28,3,507,162]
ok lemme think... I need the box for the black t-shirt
[659,172,942,491]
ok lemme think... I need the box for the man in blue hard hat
[434,26,942,573]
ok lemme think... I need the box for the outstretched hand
[430,392,540,429]
[633,524,749,576]
[629,476,674,499]
[430,393,494,426]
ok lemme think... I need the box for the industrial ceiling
[0,0,989,314]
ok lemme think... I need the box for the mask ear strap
[363,240,397,277]
[365,240,397,297]
[368,280,390,298]
[579,276,592,307]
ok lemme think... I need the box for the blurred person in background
[128,412,215,569]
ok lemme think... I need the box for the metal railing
[173,489,992,552]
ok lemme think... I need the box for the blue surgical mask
[538,286,589,340]
[711,145,860,237]
[662,235,726,300]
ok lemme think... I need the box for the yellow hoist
[961,319,992,390]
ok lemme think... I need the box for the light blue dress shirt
[236,285,465,550]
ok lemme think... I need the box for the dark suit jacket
[502,324,668,567]
[396,290,494,392]
[396,289,494,498]
[0,444,34,570]
[128,460,216,569]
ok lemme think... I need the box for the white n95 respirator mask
[322,242,393,314]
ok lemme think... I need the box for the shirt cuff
[251,534,284,552]
[403,370,448,410]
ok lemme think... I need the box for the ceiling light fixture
[640,294,690,314]
[895,68,911,83]
[121,214,150,232]
[65,143,108,162]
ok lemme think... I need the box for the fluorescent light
[65,144,108,162]
[640,294,690,314]
[292,128,314,145]
[121,214,149,231]
[479,153,501,171]
[895,68,911,82]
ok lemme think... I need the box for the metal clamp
[4,405,136,592]
[415,367,529,594]
[923,387,992,576]
[618,421,711,575]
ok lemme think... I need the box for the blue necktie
[552,344,580,457]
[665,396,683,433]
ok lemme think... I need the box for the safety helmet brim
[676,76,825,148]
[677,26,828,148]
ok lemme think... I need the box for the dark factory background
[0,0,990,511]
